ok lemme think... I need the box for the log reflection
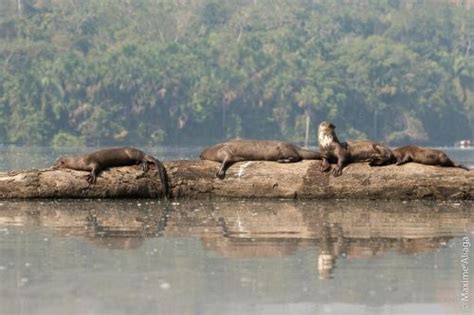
[0,200,471,279]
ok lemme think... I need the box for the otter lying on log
[393,145,470,171]
[200,139,323,178]
[318,121,395,177]
[55,147,169,198]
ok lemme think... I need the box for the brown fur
[393,145,469,171]
[55,147,170,198]
[200,139,323,178]
[318,121,396,177]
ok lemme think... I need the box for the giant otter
[55,147,170,197]
[318,121,396,177]
[393,145,470,171]
[199,139,323,178]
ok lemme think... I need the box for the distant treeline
[0,0,473,146]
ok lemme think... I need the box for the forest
[0,0,473,146]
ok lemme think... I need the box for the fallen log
[0,160,472,200]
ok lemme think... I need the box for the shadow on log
[0,160,472,200]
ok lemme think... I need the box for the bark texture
[0,160,472,200]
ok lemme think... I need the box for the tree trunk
[0,160,472,200]
[17,0,23,16]
[304,107,311,148]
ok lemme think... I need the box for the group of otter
[200,121,469,177]
[54,121,469,198]
[316,121,468,175]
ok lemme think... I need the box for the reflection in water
[83,202,172,250]
[0,199,472,314]
[0,200,471,270]
[318,224,344,279]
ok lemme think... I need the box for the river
[0,146,472,315]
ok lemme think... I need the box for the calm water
[0,147,473,315]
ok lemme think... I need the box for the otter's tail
[146,155,170,199]
[443,155,470,171]
[296,148,324,160]
[455,163,470,171]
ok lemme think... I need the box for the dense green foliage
[1,0,473,146]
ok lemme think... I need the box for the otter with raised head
[393,145,470,171]
[55,147,170,197]
[318,121,396,177]
[200,139,323,178]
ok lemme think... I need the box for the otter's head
[54,156,69,169]
[318,121,335,134]
[318,121,337,149]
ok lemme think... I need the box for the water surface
[0,147,472,315]
[0,199,472,315]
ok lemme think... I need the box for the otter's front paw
[86,174,96,184]
[320,165,331,172]
[216,170,226,179]
[331,167,342,177]
[320,159,331,173]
